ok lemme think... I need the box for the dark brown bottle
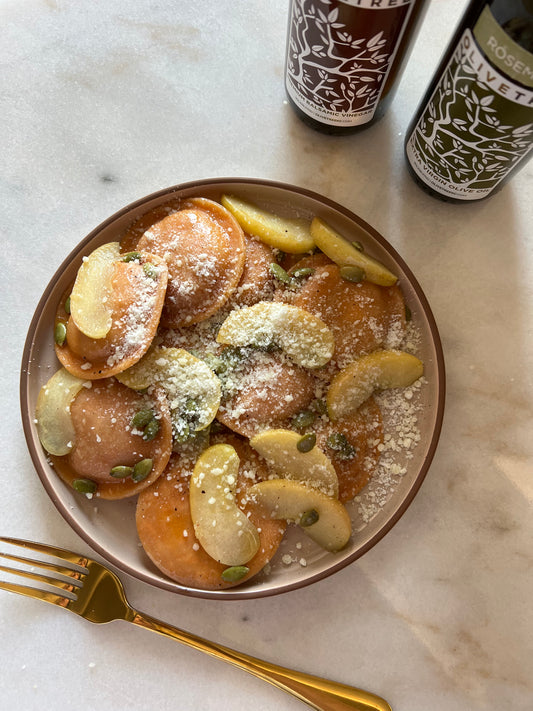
[284,0,429,134]
[405,0,533,202]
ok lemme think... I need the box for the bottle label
[285,0,417,127]
[406,7,533,200]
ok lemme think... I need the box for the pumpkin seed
[121,251,142,263]
[64,296,71,314]
[183,398,198,415]
[300,508,319,527]
[54,322,67,346]
[405,305,412,322]
[110,465,134,479]
[143,262,158,280]
[326,432,356,460]
[291,267,315,280]
[221,566,249,582]
[255,342,282,354]
[131,409,155,430]
[312,398,328,415]
[291,409,316,430]
[326,432,348,451]
[269,262,291,285]
[142,418,160,441]
[340,265,365,283]
[336,444,356,460]
[296,432,316,453]
[220,346,244,367]
[208,348,239,377]
[72,479,97,494]
[132,458,153,483]
[173,421,191,443]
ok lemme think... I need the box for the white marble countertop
[1,1,532,710]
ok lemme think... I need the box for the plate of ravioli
[21,178,445,599]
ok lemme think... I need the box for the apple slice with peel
[216,301,334,369]
[117,346,221,435]
[250,429,339,498]
[310,217,397,286]
[221,195,314,254]
[69,241,121,338]
[248,479,351,552]
[189,444,260,566]
[35,368,89,456]
[327,350,424,420]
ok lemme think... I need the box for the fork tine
[0,551,84,579]
[0,536,89,568]
[0,562,82,590]
[0,579,72,607]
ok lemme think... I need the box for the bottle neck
[487,0,533,51]
[472,1,533,89]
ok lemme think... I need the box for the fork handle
[129,609,391,711]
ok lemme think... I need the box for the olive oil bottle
[405,0,533,202]
[284,0,429,134]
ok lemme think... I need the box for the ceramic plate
[20,178,445,599]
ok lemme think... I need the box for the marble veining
[1,1,531,710]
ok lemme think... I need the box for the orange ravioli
[216,350,318,438]
[50,379,172,500]
[56,253,168,379]
[136,437,286,590]
[136,197,246,327]
[119,201,182,254]
[312,397,383,503]
[285,257,406,369]
[229,233,276,307]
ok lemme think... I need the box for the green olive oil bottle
[405,0,533,202]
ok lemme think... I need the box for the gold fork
[0,536,391,711]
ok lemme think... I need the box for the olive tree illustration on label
[406,10,533,201]
[285,0,418,128]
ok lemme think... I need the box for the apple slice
[69,242,121,338]
[117,346,221,436]
[248,479,351,552]
[221,195,314,254]
[216,301,334,369]
[115,345,159,391]
[310,217,397,287]
[250,429,338,498]
[35,368,89,456]
[189,444,260,566]
[327,350,424,420]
